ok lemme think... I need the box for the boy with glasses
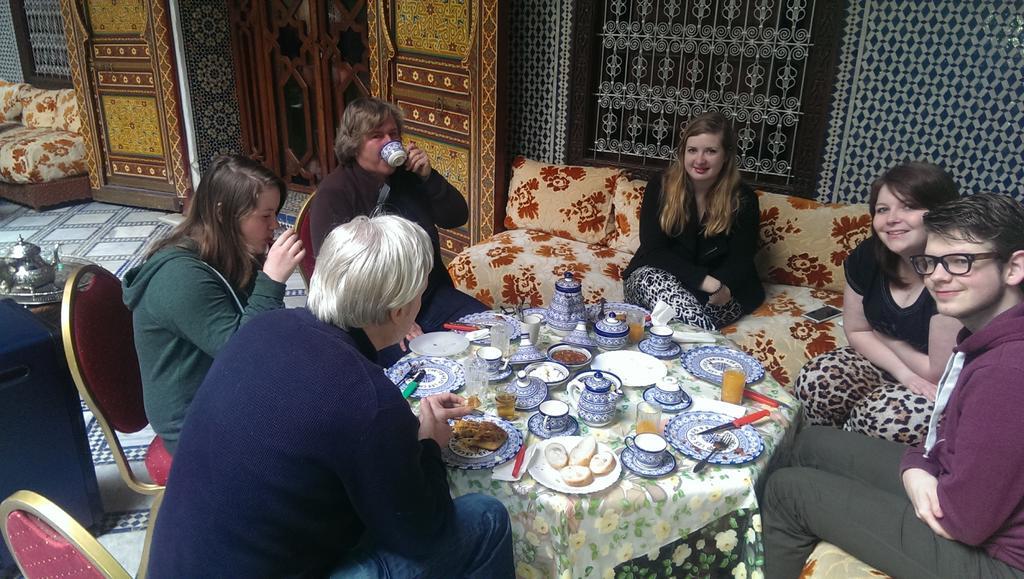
[762,193,1024,578]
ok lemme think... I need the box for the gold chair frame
[61,264,164,496]
[293,191,316,288]
[0,489,164,579]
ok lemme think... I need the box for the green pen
[402,370,426,399]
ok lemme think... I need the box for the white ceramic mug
[522,314,543,344]
[476,346,503,373]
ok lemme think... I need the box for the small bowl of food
[524,361,571,388]
[547,344,593,371]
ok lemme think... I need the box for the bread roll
[561,465,594,487]
[589,451,616,475]
[569,436,598,466]
[545,443,569,469]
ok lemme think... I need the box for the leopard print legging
[624,266,742,331]
[795,346,935,445]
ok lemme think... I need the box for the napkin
[690,396,747,419]
[650,300,675,326]
[492,444,538,481]
[672,331,718,344]
[466,328,489,341]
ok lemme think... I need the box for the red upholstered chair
[61,264,170,496]
[1,489,164,579]
[294,192,317,286]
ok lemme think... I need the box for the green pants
[762,426,1024,579]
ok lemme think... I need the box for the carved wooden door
[60,0,192,210]
[368,0,506,259]
[229,0,370,192]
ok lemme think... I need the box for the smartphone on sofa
[802,305,842,324]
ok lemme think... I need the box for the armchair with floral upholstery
[0,80,90,209]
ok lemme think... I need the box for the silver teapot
[1,236,61,291]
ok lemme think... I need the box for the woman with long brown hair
[623,111,764,330]
[122,154,304,454]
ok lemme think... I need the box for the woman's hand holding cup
[263,229,305,283]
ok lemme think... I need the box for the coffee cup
[380,140,408,167]
[648,325,674,350]
[653,376,684,406]
[477,346,503,374]
[624,432,668,468]
[538,399,570,432]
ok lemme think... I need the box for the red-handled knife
[743,389,791,409]
[443,322,480,332]
[510,443,528,478]
[696,409,771,435]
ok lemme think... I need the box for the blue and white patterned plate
[637,339,682,360]
[522,307,548,323]
[642,386,693,413]
[680,345,765,384]
[456,312,522,344]
[664,411,765,466]
[385,357,464,398]
[444,415,523,470]
[527,412,580,439]
[487,365,514,382]
[620,446,677,478]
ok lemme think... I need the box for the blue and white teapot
[569,370,623,427]
[546,272,586,333]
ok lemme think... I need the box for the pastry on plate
[452,419,508,451]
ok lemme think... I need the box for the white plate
[591,350,668,387]
[527,436,622,494]
[409,332,470,357]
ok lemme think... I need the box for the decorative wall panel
[178,0,242,173]
[370,0,506,258]
[23,0,71,79]
[61,0,193,210]
[818,0,1024,203]
[0,3,25,82]
[507,0,573,164]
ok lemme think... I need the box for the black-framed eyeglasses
[909,252,1001,276]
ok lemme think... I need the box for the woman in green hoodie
[123,155,305,454]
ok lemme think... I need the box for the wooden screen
[368,0,506,259]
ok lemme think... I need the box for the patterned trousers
[794,346,935,445]
[624,265,742,331]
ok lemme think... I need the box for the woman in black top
[794,162,961,444]
[623,112,764,330]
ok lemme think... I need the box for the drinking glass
[462,356,489,409]
[721,368,746,404]
[495,391,517,420]
[635,401,662,434]
[490,321,511,357]
[627,311,645,344]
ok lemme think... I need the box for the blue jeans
[330,493,514,579]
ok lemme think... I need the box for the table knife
[401,370,426,399]
[696,409,771,435]
[443,322,479,332]
[743,389,791,409]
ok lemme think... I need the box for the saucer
[642,386,693,412]
[487,365,514,382]
[620,446,676,478]
[527,412,580,439]
[637,339,682,359]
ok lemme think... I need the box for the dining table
[396,312,800,579]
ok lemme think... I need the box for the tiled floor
[1,199,307,576]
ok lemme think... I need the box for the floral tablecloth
[403,322,798,579]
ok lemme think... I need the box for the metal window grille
[23,0,70,80]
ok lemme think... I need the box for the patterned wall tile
[178,0,243,174]
[507,0,573,164]
[0,1,25,82]
[818,0,1024,204]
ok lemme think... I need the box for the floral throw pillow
[504,156,619,244]
[0,81,26,123]
[54,90,81,133]
[602,173,646,254]
[755,191,871,293]
[21,88,65,129]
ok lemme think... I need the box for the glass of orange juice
[635,401,662,434]
[721,368,746,404]
[627,311,645,344]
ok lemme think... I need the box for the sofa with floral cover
[0,80,90,209]
[448,157,886,578]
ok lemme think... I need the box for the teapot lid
[6,236,41,260]
[554,271,581,293]
[583,370,613,392]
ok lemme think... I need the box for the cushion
[504,157,619,244]
[0,126,87,183]
[755,191,871,293]
[0,80,26,123]
[722,283,847,387]
[145,436,172,485]
[802,542,889,578]
[4,511,106,579]
[602,173,645,254]
[54,89,81,133]
[448,228,631,308]
[20,87,76,130]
